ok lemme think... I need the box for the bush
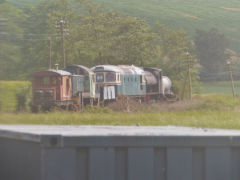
[16,91,27,112]
[0,81,31,112]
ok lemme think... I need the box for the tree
[194,28,229,80]
[0,1,24,80]
[72,0,159,67]
[20,0,77,79]
[154,23,199,98]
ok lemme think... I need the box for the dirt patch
[173,10,202,20]
[107,98,201,112]
[222,7,240,11]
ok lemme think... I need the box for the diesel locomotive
[32,64,173,111]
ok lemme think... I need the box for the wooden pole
[227,61,236,98]
[181,72,188,100]
[60,19,66,69]
[48,37,52,69]
[188,58,192,101]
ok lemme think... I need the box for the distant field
[94,0,240,52]
[201,81,240,95]
[8,0,240,52]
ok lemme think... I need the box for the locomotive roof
[33,69,71,76]
[91,65,144,75]
[66,65,93,74]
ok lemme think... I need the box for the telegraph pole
[56,18,68,68]
[227,61,236,98]
[186,52,192,100]
[48,37,52,69]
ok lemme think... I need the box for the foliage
[0,1,25,80]
[194,28,229,80]
[154,23,199,98]
[19,0,160,76]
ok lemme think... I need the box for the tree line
[0,0,231,97]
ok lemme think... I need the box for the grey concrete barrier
[0,125,240,180]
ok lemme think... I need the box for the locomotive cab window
[96,73,104,82]
[106,72,116,82]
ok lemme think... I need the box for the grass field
[201,81,240,95]
[1,80,240,130]
[0,94,240,130]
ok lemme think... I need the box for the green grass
[0,80,240,130]
[0,111,240,129]
[0,94,239,130]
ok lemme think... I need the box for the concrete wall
[0,126,240,180]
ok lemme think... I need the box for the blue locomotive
[91,65,173,102]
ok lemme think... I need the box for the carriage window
[43,77,50,85]
[106,72,116,82]
[96,73,104,82]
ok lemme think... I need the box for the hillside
[94,0,240,52]
[7,0,240,52]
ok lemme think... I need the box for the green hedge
[0,81,32,112]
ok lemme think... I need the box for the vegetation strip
[0,111,240,130]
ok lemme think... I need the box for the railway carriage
[65,65,99,105]
[32,69,73,111]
